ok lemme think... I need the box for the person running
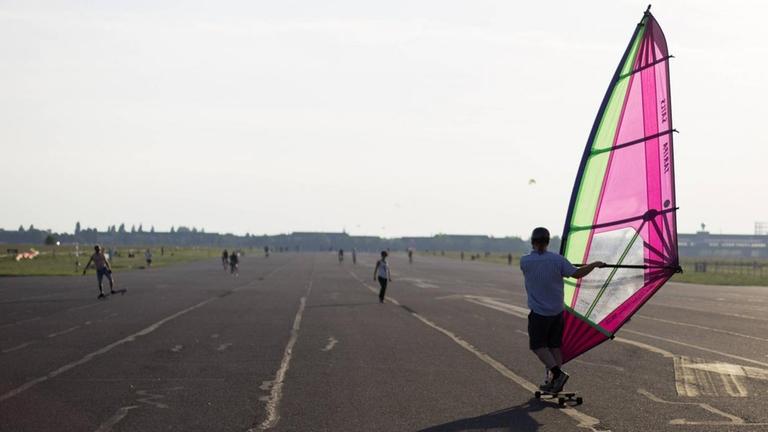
[144,249,153,268]
[222,249,229,270]
[229,251,239,275]
[373,251,392,303]
[83,245,116,299]
[338,249,344,263]
[352,248,357,265]
[520,227,604,393]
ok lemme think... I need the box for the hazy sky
[1,1,766,238]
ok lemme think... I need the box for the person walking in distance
[352,248,357,265]
[83,245,117,299]
[373,251,392,303]
[222,249,229,271]
[229,251,239,276]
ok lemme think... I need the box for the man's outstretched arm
[571,261,605,279]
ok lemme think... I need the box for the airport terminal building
[679,231,768,258]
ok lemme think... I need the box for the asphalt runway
[1,252,767,431]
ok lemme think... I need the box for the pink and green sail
[559,7,680,364]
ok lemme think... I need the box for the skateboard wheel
[558,397,565,407]
[534,391,541,399]
[576,397,583,405]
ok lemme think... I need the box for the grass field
[0,244,226,276]
[418,251,768,287]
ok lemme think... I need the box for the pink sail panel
[560,8,679,364]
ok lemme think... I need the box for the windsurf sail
[559,6,680,363]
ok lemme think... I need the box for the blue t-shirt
[519,250,577,316]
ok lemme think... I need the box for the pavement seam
[252,262,315,431]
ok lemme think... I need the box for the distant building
[679,231,768,258]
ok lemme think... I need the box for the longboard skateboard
[534,390,583,407]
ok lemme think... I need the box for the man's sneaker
[110,290,116,294]
[550,371,570,393]
[538,380,553,392]
[97,293,106,299]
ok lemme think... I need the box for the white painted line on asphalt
[649,304,768,322]
[465,297,761,399]
[67,303,102,312]
[0,297,218,403]
[93,405,140,432]
[571,359,625,372]
[322,337,338,352]
[2,341,35,354]
[347,271,607,432]
[217,343,233,352]
[638,389,768,426]
[463,296,529,319]
[0,316,41,329]
[622,329,768,368]
[47,326,81,338]
[460,295,768,370]
[635,314,768,343]
[254,270,315,431]
[171,345,183,353]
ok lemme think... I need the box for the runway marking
[322,337,338,352]
[67,303,102,312]
[635,314,768,343]
[347,271,607,432]
[467,297,763,399]
[253,268,315,431]
[93,405,139,432]
[0,297,218,403]
[47,326,81,338]
[463,295,529,319]
[217,343,233,352]
[649,304,768,322]
[459,295,768,370]
[94,387,184,431]
[136,387,184,408]
[211,333,220,339]
[2,341,35,353]
[171,345,183,352]
[399,277,440,289]
[0,316,41,329]
[622,329,768,368]
[638,389,768,426]
[572,359,625,372]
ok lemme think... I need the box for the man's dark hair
[531,227,550,244]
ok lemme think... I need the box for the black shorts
[528,311,564,350]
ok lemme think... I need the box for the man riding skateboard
[520,227,604,393]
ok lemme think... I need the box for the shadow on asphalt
[418,401,545,431]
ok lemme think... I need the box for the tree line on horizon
[0,222,549,253]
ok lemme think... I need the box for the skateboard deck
[534,390,583,407]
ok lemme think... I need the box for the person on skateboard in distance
[520,227,604,393]
[82,244,116,299]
